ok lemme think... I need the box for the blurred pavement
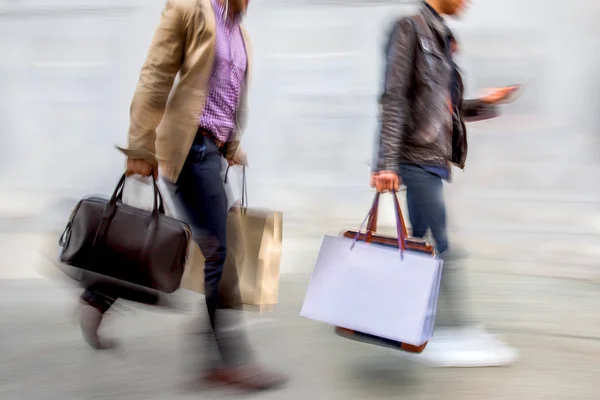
[2,272,600,399]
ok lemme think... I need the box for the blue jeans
[400,164,472,328]
[400,165,449,254]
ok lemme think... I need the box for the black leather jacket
[375,6,497,174]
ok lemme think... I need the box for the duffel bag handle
[114,175,165,215]
[92,173,165,253]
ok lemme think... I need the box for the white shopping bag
[301,235,443,347]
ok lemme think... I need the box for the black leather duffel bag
[58,173,191,293]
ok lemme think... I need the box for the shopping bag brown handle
[366,202,378,233]
[365,192,408,238]
[366,186,407,233]
[352,192,409,255]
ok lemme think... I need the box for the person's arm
[463,86,520,123]
[375,18,416,175]
[462,99,498,123]
[123,0,186,164]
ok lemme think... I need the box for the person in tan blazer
[78,0,288,390]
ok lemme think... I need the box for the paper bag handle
[352,192,408,255]
[224,165,248,213]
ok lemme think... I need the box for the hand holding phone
[480,85,522,105]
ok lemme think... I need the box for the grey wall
[1,0,598,275]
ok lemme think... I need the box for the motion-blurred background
[1,0,600,398]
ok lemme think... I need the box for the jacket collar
[420,4,451,41]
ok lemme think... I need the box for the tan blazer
[119,0,252,183]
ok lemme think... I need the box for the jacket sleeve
[463,99,498,123]
[374,18,416,175]
[126,0,186,162]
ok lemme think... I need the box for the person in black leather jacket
[371,0,520,368]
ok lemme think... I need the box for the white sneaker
[405,326,520,368]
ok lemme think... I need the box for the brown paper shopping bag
[180,168,282,308]
[237,207,283,306]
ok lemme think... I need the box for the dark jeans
[401,164,449,254]
[82,134,252,366]
[400,164,472,328]
[175,137,231,324]
[173,135,251,367]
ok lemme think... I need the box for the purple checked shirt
[199,0,248,143]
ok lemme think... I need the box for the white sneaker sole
[393,338,520,368]
[421,349,520,368]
